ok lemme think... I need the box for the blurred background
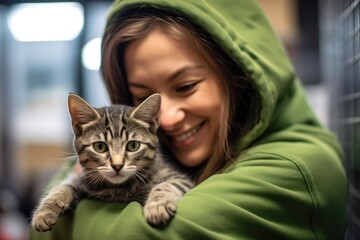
[0,0,358,239]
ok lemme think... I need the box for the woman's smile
[174,123,202,142]
[170,121,205,146]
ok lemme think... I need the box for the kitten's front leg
[144,180,192,226]
[32,183,79,232]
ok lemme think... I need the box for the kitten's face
[68,94,160,185]
[78,113,157,184]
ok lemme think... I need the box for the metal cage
[320,0,360,239]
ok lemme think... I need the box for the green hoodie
[31,0,347,239]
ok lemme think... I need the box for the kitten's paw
[144,200,176,227]
[32,197,69,232]
[31,207,61,232]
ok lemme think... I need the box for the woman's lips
[174,124,201,142]
[170,122,205,147]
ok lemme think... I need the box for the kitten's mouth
[105,171,129,184]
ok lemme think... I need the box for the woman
[31,0,347,239]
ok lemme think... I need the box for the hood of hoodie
[104,0,320,150]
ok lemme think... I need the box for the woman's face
[124,27,225,167]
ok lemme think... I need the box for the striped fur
[32,94,194,232]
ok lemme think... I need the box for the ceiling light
[7,2,84,42]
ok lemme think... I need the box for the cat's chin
[104,173,131,185]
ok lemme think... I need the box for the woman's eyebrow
[128,81,148,89]
[128,65,205,89]
[167,65,205,82]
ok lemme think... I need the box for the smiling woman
[31,1,347,239]
[125,27,225,168]
[102,10,260,182]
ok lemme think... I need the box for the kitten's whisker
[61,151,78,155]
[94,174,105,189]
[91,172,102,185]
[137,168,155,177]
[133,171,151,185]
[80,170,101,187]
[132,174,146,187]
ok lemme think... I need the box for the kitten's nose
[111,164,124,173]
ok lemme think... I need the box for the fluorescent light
[82,38,102,71]
[7,2,84,42]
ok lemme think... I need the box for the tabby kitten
[32,93,194,232]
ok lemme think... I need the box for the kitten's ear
[130,93,161,132]
[68,93,100,135]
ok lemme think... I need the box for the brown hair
[101,6,260,183]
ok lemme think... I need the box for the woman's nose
[159,97,185,131]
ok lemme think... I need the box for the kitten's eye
[93,141,108,153]
[126,141,140,152]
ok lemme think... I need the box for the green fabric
[31,0,347,239]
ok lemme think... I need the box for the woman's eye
[126,141,140,152]
[176,82,198,93]
[136,96,149,103]
[93,141,108,153]
[133,95,151,105]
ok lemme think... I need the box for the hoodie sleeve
[30,133,347,240]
